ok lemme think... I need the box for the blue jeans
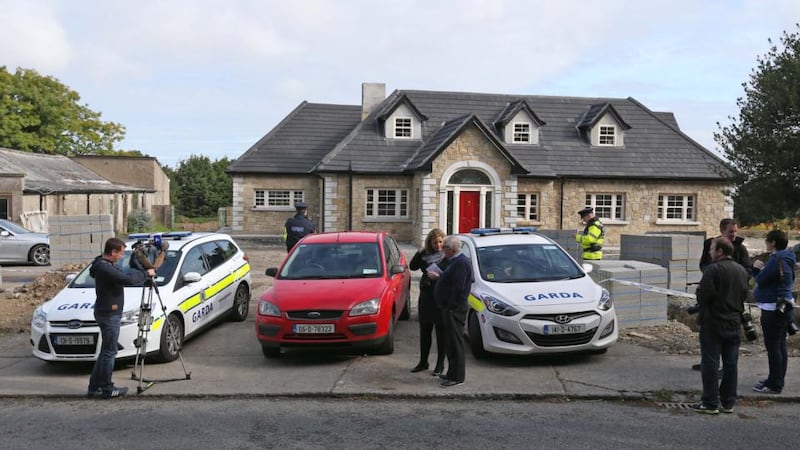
[760,309,788,391]
[699,325,740,408]
[89,314,121,392]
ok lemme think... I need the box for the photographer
[751,229,796,394]
[87,238,155,399]
[691,237,749,414]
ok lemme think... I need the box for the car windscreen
[69,250,182,288]
[0,219,30,234]
[279,242,382,280]
[476,243,584,283]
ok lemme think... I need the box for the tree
[714,25,800,226]
[173,155,232,217]
[0,66,125,155]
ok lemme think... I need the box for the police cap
[294,201,308,210]
[578,207,593,217]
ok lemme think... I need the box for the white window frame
[512,122,531,143]
[585,193,625,221]
[254,189,304,209]
[598,125,616,146]
[394,117,412,139]
[516,193,539,221]
[366,188,409,218]
[657,194,696,221]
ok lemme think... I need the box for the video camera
[129,233,170,271]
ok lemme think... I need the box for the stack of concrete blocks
[537,229,582,262]
[619,234,704,292]
[49,215,115,267]
[587,260,669,328]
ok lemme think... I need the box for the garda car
[30,232,252,362]
[460,228,617,358]
[256,231,411,357]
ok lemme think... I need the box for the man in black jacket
[284,202,316,252]
[691,237,750,414]
[88,238,155,399]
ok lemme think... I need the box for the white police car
[459,228,617,358]
[30,232,252,362]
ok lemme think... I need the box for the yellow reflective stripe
[179,293,203,313]
[233,263,250,279]
[205,272,235,298]
[151,316,164,331]
[468,293,484,311]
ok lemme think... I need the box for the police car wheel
[156,313,184,362]
[229,284,250,322]
[468,312,489,360]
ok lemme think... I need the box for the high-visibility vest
[575,218,605,260]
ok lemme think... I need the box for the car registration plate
[54,335,95,345]
[294,324,334,334]
[543,324,586,335]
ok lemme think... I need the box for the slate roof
[0,148,148,194]
[231,89,731,181]
[228,102,363,174]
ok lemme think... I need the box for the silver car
[0,219,50,266]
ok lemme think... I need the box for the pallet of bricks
[587,260,669,328]
[620,234,704,292]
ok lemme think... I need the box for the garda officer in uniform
[575,207,605,260]
[283,201,316,251]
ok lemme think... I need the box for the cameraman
[751,229,796,394]
[692,237,749,414]
[87,238,155,399]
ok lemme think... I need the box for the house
[0,148,161,233]
[227,83,732,246]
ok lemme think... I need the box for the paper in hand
[426,263,443,274]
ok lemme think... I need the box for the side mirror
[390,264,406,275]
[0,231,9,237]
[183,272,202,283]
[265,268,278,277]
[582,263,594,274]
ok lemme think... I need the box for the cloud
[0,1,72,72]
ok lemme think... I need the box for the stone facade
[232,174,322,235]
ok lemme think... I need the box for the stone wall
[232,175,321,234]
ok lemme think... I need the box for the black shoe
[720,405,735,414]
[789,323,799,336]
[410,362,429,373]
[438,374,450,381]
[86,387,102,398]
[690,403,719,415]
[101,386,129,399]
[691,363,701,371]
[440,379,464,387]
[432,367,444,377]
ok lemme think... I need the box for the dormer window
[394,117,412,138]
[598,125,616,146]
[513,122,531,143]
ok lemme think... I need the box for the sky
[1,0,798,168]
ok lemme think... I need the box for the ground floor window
[516,193,539,220]
[585,193,624,220]
[366,189,408,217]
[658,194,695,221]
[254,190,304,208]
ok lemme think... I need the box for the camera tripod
[130,277,191,394]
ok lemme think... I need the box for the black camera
[742,312,758,342]
[687,303,702,315]
[776,297,794,315]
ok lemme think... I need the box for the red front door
[458,191,480,233]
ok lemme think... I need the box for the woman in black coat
[409,228,449,375]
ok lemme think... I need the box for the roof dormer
[576,103,631,147]
[493,100,546,145]
[377,94,428,140]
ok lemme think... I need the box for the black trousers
[417,289,446,370]
[440,304,469,382]
[699,324,740,408]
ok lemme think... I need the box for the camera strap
[777,255,785,284]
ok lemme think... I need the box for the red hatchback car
[256,231,411,357]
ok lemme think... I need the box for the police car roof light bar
[129,231,193,241]
[470,227,538,236]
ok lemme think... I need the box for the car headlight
[350,298,380,316]
[597,288,612,311]
[258,300,281,317]
[32,307,47,329]
[480,294,520,316]
[121,309,139,326]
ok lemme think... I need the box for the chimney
[361,82,386,120]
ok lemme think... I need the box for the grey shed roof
[0,148,148,194]
[232,88,731,181]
